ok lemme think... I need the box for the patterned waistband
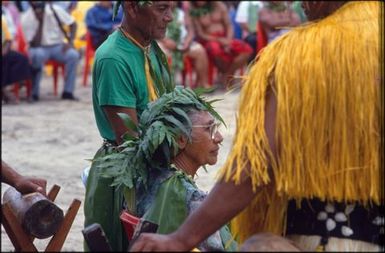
[285,198,384,246]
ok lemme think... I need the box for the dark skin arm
[103,106,139,145]
[220,2,233,44]
[192,17,218,42]
[131,84,278,251]
[1,160,47,196]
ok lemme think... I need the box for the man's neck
[121,22,151,48]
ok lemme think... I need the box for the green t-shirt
[92,30,166,141]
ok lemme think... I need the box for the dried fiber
[218,1,381,243]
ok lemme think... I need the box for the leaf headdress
[96,86,225,191]
[113,1,153,20]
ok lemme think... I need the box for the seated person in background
[2,15,32,103]
[235,1,264,63]
[85,1,123,50]
[21,1,79,101]
[190,1,253,88]
[1,160,47,195]
[97,87,237,251]
[259,1,301,44]
[158,2,210,89]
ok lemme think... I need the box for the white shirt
[235,1,263,24]
[21,4,74,46]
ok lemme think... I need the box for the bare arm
[181,10,194,49]
[159,37,177,51]
[192,18,217,42]
[103,106,139,145]
[1,160,47,196]
[131,176,256,251]
[219,2,233,41]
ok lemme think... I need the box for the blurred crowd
[2,1,306,104]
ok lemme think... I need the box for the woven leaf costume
[218,1,381,243]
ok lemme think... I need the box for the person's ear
[176,135,188,150]
[124,2,139,19]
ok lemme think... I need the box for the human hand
[217,37,231,47]
[14,176,47,196]
[162,38,177,51]
[130,233,189,252]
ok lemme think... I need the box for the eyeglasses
[192,121,221,140]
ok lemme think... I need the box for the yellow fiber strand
[219,1,381,243]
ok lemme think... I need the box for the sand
[1,72,241,251]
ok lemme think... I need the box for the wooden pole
[2,186,64,239]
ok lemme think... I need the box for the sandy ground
[1,70,241,251]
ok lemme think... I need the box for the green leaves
[118,112,138,132]
[97,86,225,191]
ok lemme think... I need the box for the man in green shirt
[84,1,174,251]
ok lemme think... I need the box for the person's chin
[207,158,217,165]
[154,33,166,40]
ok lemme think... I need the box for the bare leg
[186,43,210,88]
[223,52,251,88]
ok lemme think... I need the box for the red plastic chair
[46,60,65,97]
[181,55,194,88]
[182,55,217,88]
[82,32,95,87]
[256,21,268,55]
[208,58,217,87]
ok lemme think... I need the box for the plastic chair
[256,21,268,55]
[181,55,217,88]
[82,31,95,87]
[208,59,217,87]
[181,55,194,88]
[46,60,65,97]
